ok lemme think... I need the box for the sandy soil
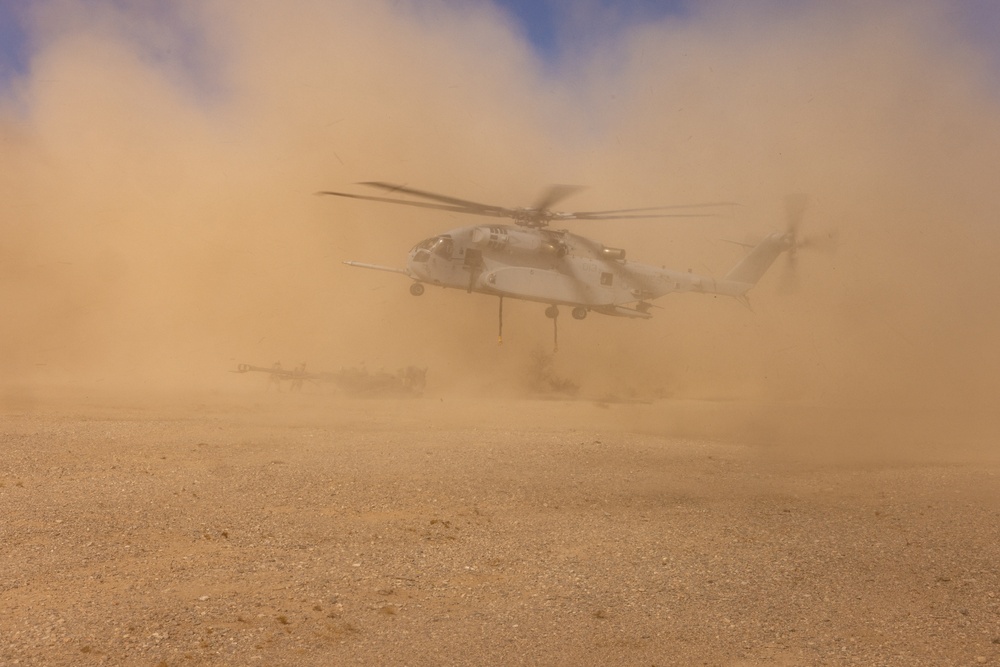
[1,386,998,666]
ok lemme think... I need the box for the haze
[2,0,999,443]
[3,4,1000,663]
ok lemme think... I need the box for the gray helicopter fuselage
[402,224,749,316]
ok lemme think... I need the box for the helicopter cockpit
[411,235,453,262]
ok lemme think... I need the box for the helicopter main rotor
[317,181,731,229]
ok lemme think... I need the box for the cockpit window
[412,236,453,259]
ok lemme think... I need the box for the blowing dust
[2,1,999,455]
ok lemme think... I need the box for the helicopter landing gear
[544,305,560,352]
[409,282,425,296]
[572,306,587,320]
[497,296,504,346]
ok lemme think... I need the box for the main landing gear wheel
[545,305,559,319]
[409,282,425,296]
[572,306,587,320]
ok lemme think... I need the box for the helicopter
[318,182,808,347]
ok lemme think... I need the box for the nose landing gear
[409,282,425,296]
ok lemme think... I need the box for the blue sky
[3,1,1000,89]
[0,1,29,81]
[489,0,689,62]
[2,1,691,88]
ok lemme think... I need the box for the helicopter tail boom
[720,232,790,293]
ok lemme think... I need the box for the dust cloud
[2,1,999,451]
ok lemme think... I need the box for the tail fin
[704,232,790,298]
[723,232,790,287]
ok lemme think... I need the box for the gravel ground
[1,388,998,666]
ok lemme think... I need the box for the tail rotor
[779,194,837,292]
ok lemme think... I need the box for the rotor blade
[568,212,719,221]
[532,184,586,213]
[359,181,511,217]
[572,202,737,217]
[316,190,507,218]
[779,195,806,294]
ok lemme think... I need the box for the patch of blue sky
[490,0,691,65]
[0,2,30,81]
[948,0,1000,76]
[3,1,1000,101]
[494,0,1000,88]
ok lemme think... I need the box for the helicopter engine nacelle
[470,226,562,256]
[601,246,626,260]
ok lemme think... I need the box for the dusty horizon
[3,5,999,664]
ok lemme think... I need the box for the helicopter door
[464,248,483,268]
[463,248,484,292]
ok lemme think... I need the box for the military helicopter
[318,182,806,347]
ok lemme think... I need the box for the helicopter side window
[601,272,614,286]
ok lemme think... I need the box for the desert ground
[1,382,998,667]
